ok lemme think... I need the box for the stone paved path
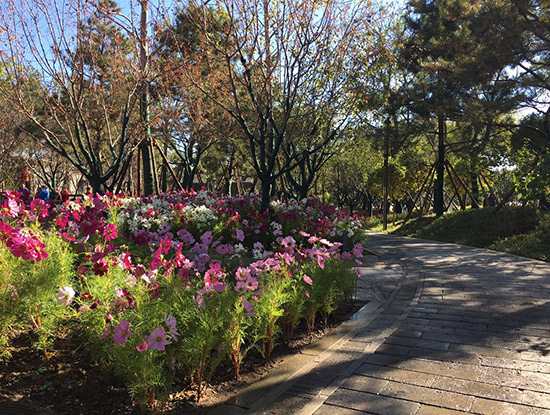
[219,233,550,415]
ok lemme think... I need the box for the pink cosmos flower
[164,313,179,342]
[147,327,172,351]
[100,326,112,340]
[118,252,133,270]
[212,282,227,293]
[177,228,195,245]
[319,238,333,247]
[158,237,172,254]
[353,243,364,258]
[303,274,313,285]
[245,277,259,291]
[126,275,137,287]
[280,236,296,249]
[242,299,254,316]
[235,229,245,242]
[136,341,148,352]
[30,199,49,219]
[1,199,20,218]
[113,320,132,344]
[56,286,75,306]
[149,252,163,271]
[194,295,205,310]
[200,231,213,246]
[236,267,251,281]
[235,281,248,294]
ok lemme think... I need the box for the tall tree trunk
[89,176,106,195]
[139,0,154,196]
[161,139,168,193]
[471,172,479,208]
[434,113,445,216]
[260,178,271,215]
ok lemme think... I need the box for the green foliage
[301,258,356,328]
[489,213,550,261]
[392,207,549,261]
[0,232,76,362]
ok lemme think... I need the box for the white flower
[233,243,245,254]
[56,286,75,306]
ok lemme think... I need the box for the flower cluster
[0,189,366,409]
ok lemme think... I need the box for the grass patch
[367,207,549,262]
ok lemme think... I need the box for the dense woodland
[0,0,548,215]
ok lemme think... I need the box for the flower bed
[0,190,365,409]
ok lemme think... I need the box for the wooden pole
[152,139,185,192]
[444,163,465,210]
[446,162,479,208]
[402,166,435,225]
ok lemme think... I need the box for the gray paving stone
[325,389,421,414]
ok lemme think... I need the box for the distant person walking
[61,188,70,203]
[37,185,50,201]
[19,167,31,190]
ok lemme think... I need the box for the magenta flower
[113,320,131,344]
[103,223,118,242]
[27,237,49,262]
[56,286,75,306]
[303,274,313,285]
[147,327,172,351]
[308,236,320,244]
[92,257,110,276]
[136,341,148,352]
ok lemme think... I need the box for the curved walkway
[213,233,550,415]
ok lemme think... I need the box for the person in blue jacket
[37,185,50,201]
